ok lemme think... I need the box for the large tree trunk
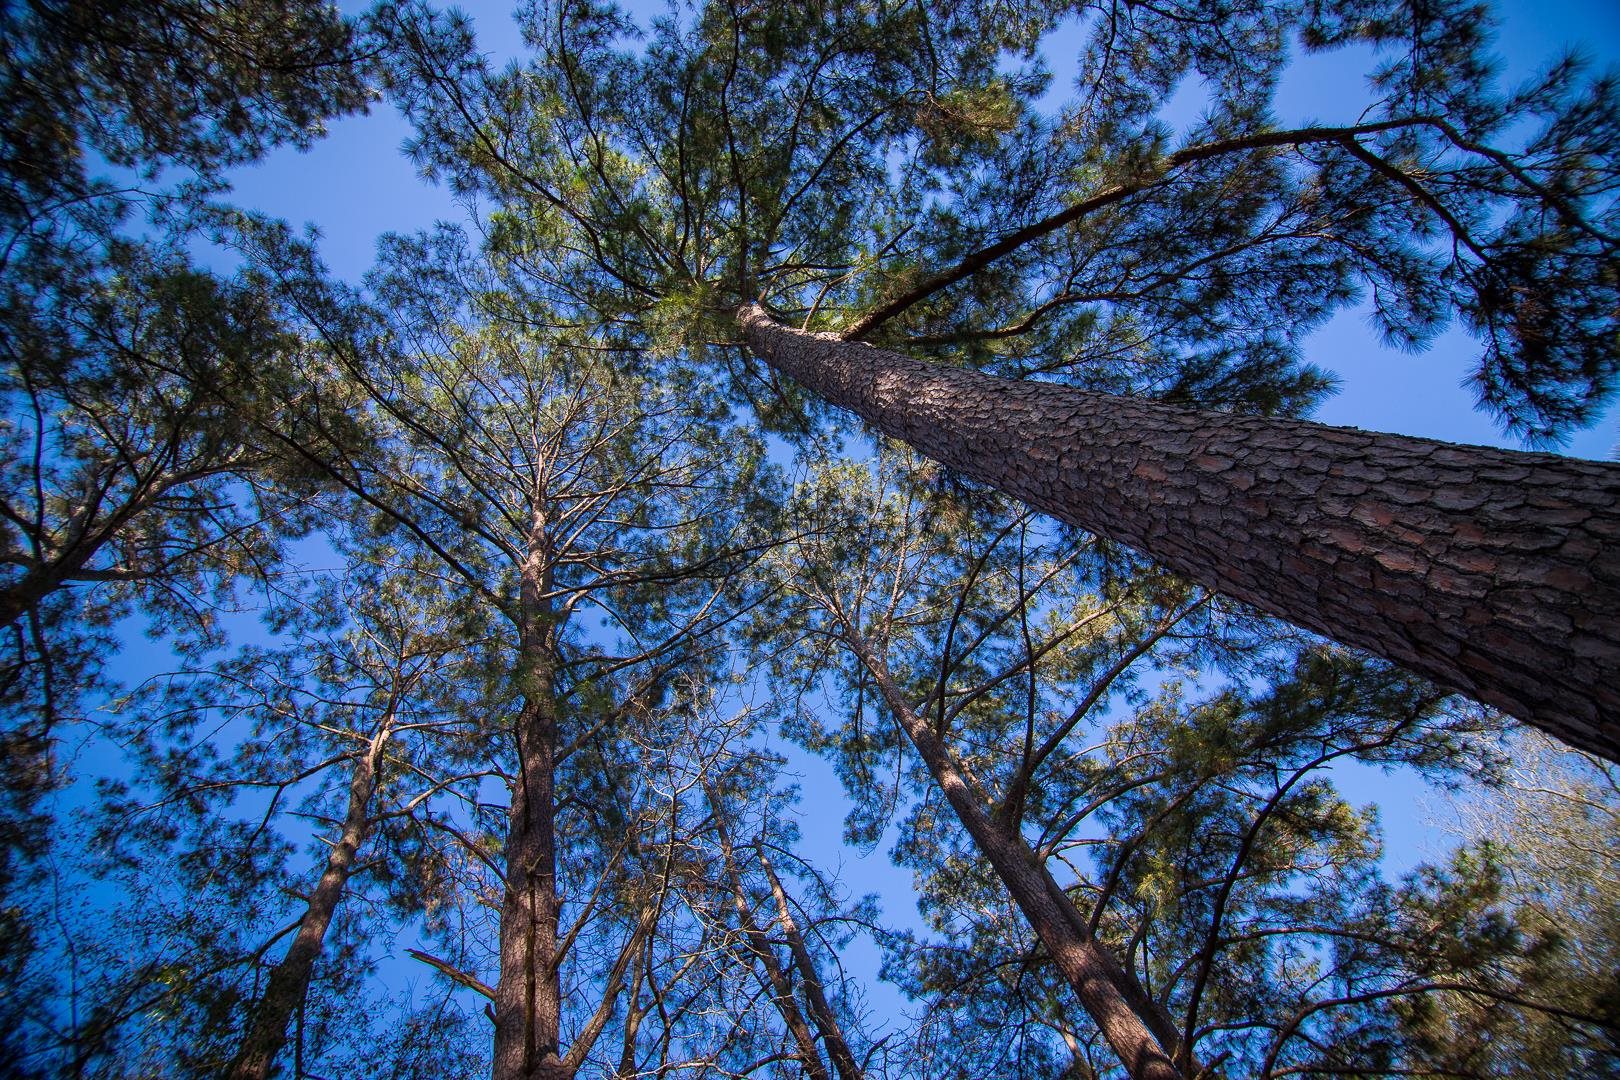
[494,515,568,1080]
[740,304,1620,761]
[838,627,1182,1080]
[228,718,393,1080]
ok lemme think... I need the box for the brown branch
[407,949,495,1001]
[757,847,864,1080]
[839,118,1445,340]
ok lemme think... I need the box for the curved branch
[839,118,1446,339]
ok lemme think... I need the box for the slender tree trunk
[757,848,863,1080]
[740,304,1620,761]
[494,514,568,1080]
[613,934,649,1078]
[706,784,832,1080]
[228,718,393,1080]
[838,627,1181,1080]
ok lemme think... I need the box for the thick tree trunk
[740,304,1620,761]
[494,516,568,1080]
[228,720,392,1080]
[840,629,1181,1080]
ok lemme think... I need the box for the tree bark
[494,512,568,1080]
[757,848,864,1080]
[740,303,1620,761]
[613,932,648,1077]
[706,784,832,1080]
[0,563,69,632]
[228,718,393,1080]
[838,626,1182,1080]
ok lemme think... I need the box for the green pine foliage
[1,2,1616,1077]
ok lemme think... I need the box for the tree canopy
[1,1,1616,1078]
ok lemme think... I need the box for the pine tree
[0,4,371,1067]
[759,445,1519,1077]
[378,0,1620,760]
[258,221,781,1079]
[739,307,1620,760]
[3,542,494,1077]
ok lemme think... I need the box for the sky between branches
[166,0,1620,914]
[226,0,1620,460]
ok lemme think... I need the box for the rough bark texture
[494,515,568,1080]
[842,630,1182,1080]
[228,722,391,1080]
[741,304,1620,761]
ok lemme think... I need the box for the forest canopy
[0,1,1616,1078]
